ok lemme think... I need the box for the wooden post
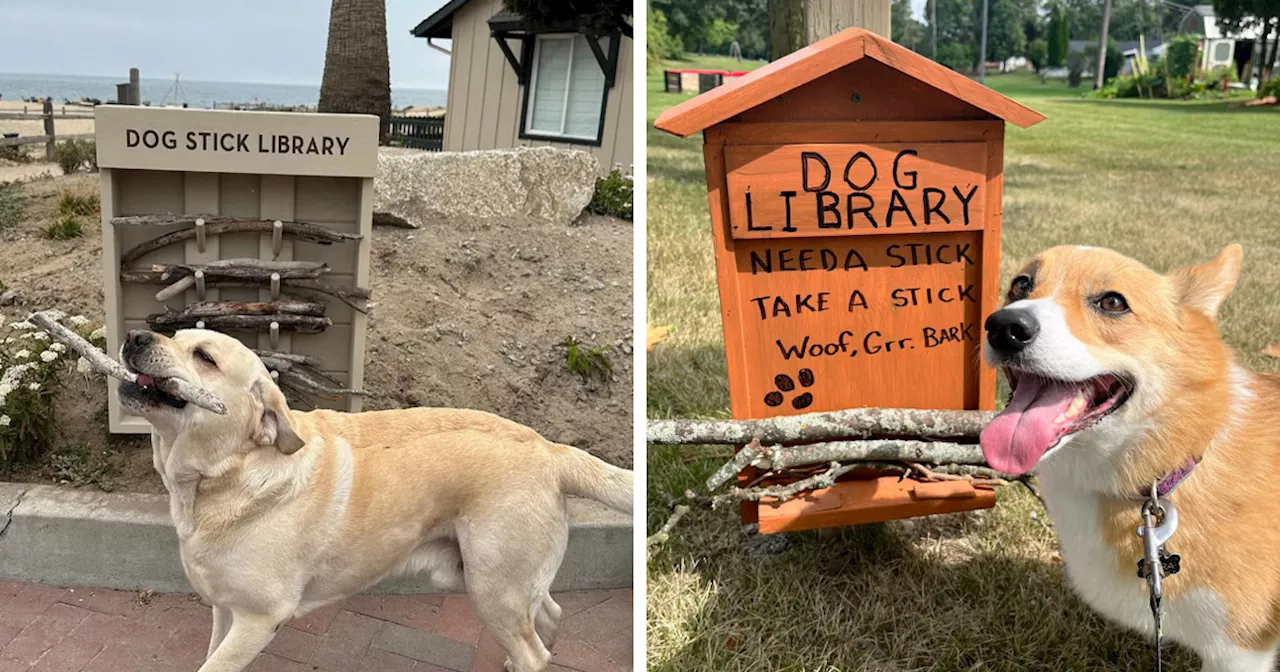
[770,0,891,60]
[129,68,141,105]
[42,98,54,162]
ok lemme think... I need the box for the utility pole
[1094,0,1113,88]
[931,0,937,59]
[979,0,989,82]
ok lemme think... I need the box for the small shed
[655,28,1044,532]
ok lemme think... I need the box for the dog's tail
[553,443,633,515]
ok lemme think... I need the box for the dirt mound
[0,174,632,492]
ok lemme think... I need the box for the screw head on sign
[851,92,862,103]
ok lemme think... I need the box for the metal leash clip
[1135,482,1180,672]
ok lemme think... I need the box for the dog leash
[1134,458,1196,672]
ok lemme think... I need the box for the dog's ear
[1172,244,1242,319]
[252,377,306,455]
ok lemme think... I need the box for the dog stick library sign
[655,28,1045,531]
[95,106,379,433]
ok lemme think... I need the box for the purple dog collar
[1139,456,1200,499]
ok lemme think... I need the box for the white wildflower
[49,342,66,353]
[3,338,13,344]
[31,332,48,341]
[19,332,35,339]
[14,350,30,359]
[40,350,58,363]
[9,321,35,330]
[76,358,93,374]
[27,382,39,391]
[0,415,9,427]
[69,316,89,327]
[89,327,106,341]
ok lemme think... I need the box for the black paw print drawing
[764,368,815,410]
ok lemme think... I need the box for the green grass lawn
[646,62,1280,671]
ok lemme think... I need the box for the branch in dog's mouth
[980,368,1132,475]
[28,311,228,415]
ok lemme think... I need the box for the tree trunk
[318,0,391,142]
[1094,0,1113,89]
[769,0,807,60]
[1260,18,1278,88]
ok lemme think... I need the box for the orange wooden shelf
[756,476,997,534]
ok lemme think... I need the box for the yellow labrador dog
[117,328,633,672]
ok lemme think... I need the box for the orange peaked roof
[654,28,1046,137]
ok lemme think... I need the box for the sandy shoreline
[0,100,97,140]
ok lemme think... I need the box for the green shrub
[0,313,103,469]
[57,191,98,217]
[1028,39,1048,72]
[0,182,24,230]
[1102,40,1123,81]
[0,145,31,164]
[44,214,84,240]
[53,141,83,174]
[1166,34,1199,81]
[1067,51,1087,87]
[1257,76,1280,98]
[560,336,612,382]
[588,167,633,220]
[81,139,98,172]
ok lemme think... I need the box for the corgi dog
[979,244,1280,672]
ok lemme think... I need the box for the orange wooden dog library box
[654,28,1045,533]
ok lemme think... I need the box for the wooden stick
[760,439,986,470]
[704,439,763,492]
[252,350,323,367]
[647,408,996,445]
[27,311,227,415]
[179,300,326,317]
[147,311,332,333]
[117,216,360,266]
[122,272,370,312]
[154,276,196,302]
[148,260,329,282]
[279,368,366,396]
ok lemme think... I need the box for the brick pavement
[0,581,632,671]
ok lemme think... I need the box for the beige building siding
[441,0,633,172]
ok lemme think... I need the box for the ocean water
[0,72,446,110]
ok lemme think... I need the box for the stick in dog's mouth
[28,311,227,415]
[980,368,1133,475]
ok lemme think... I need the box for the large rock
[375,146,599,225]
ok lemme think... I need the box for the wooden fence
[387,116,445,151]
[0,99,95,159]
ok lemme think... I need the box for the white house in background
[411,0,633,173]
[1180,5,1278,82]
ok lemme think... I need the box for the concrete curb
[0,483,631,594]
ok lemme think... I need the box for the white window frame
[522,33,606,144]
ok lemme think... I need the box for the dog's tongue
[135,373,154,387]
[980,377,1081,475]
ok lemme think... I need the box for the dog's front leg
[197,611,283,672]
[207,605,232,658]
[1198,645,1277,672]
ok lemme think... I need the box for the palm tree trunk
[318,0,391,142]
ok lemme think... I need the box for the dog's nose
[123,330,154,359]
[985,309,1039,353]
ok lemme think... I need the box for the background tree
[892,0,929,51]
[767,0,806,59]
[651,0,767,59]
[1047,4,1070,65]
[975,0,1029,66]
[648,6,684,64]
[504,0,631,33]
[318,0,391,142]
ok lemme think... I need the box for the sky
[0,0,455,90]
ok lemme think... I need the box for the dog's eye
[1008,275,1033,300]
[194,349,218,368]
[1095,292,1130,314]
